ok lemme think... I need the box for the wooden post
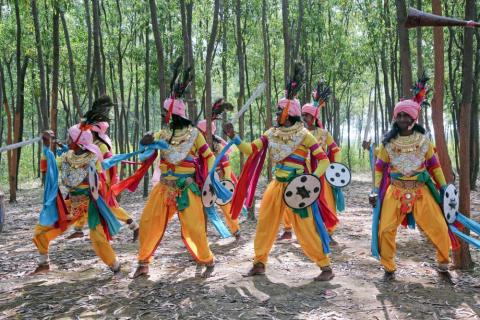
[0,191,5,232]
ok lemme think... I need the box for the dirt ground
[1,173,480,319]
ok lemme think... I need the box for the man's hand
[42,130,55,147]
[223,123,235,139]
[362,140,371,151]
[369,193,378,208]
[141,132,155,145]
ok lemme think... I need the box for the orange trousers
[254,180,330,268]
[378,185,451,272]
[137,183,214,265]
[33,200,117,267]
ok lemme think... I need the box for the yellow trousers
[33,204,117,267]
[254,180,330,268]
[138,183,214,265]
[282,179,337,234]
[378,185,451,272]
[219,203,240,234]
[73,206,131,231]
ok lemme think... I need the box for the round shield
[88,163,99,200]
[442,184,459,224]
[325,162,351,188]
[202,173,220,208]
[283,174,321,210]
[215,179,235,206]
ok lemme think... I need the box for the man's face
[302,112,314,127]
[275,107,283,125]
[395,112,414,131]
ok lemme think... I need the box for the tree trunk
[84,0,93,108]
[180,0,196,121]
[149,0,167,108]
[60,11,82,119]
[217,3,228,137]
[281,0,291,82]
[469,30,480,189]
[235,0,245,166]
[205,0,220,146]
[262,0,272,181]
[91,0,105,95]
[292,0,303,65]
[454,0,475,270]
[430,0,454,184]
[0,61,13,199]
[31,0,49,130]
[395,0,413,98]
[50,9,60,138]
[415,0,424,125]
[143,25,151,198]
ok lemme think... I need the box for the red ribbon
[111,151,158,196]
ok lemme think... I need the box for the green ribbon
[175,177,201,212]
[277,172,309,218]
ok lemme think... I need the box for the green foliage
[0,0,475,188]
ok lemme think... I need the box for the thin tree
[149,0,167,107]
[430,0,454,183]
[31,0,49,130]
[50,8,60,137]
[92,0,105,95]
[395,0,413,97]
[454,0,476,270]
[205,0,221,146]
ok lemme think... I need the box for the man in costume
[131,58,217,278]
[224,63,335,281]
[67,96,139,242]
[369,76,452,281]
[197,97,245,239]
[278,84,342,244]
[32,119,122,274]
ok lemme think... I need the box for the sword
[231,82,266,125]
[0,136,42,153]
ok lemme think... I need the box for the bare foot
[383,270,395,282]
[132,265,149,278]
[110,261,121,274]
[201,264,215,278]
[243,263,265,277]
[314,268,334,281]
[66,231,84,240]
[277,231,292,241]
[30,264,50,275]
[132,228,139,242]
[329,235,338,246]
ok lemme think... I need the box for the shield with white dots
[442,184,459,224]
[325,162,351,188]
[283,174,321,210]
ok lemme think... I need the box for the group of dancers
[31,61,468,281]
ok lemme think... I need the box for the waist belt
[392,179,425,190]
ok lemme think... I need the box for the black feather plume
[83,95,113,125]
[313,81,331,105]
[170,56,183,94]
[286,62,305,99]
[211,98,234,119]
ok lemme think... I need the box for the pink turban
[91,121,112,149]
[301,103,323,128]
[278,98,301,117]
[163,97,187,123]
[68,124,103,161]
[197,120,217,134]
[393,99,421,121]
